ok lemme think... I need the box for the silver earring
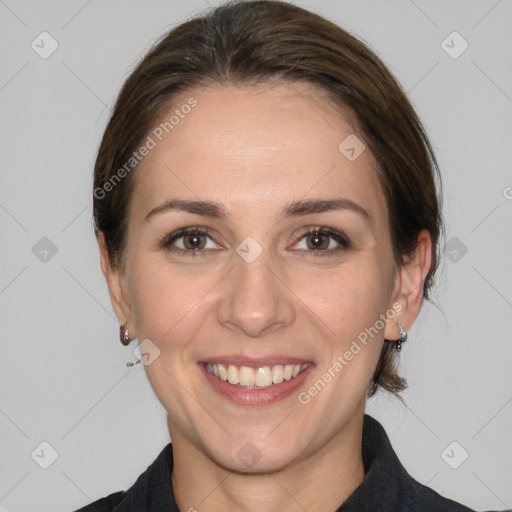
[396,323,408,352]
[120,324,143,367]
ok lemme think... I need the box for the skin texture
[99,82,432,512]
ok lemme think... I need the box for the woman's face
[105,82,413,472]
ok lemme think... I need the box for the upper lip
[201,356,314,367]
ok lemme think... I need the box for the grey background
[0,0,511,511]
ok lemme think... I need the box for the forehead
[132,82,386,222]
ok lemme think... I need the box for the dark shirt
[74,415,504,511]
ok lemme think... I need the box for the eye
[292,227,350,257]
[159,227,221,256]
[159,226,350,258]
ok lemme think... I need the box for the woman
[76,1,503,510]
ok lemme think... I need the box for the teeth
[206,363,307,388]
[227,364,239,385]
[218,363,228,380]
[272,364,284,384]
[255,366,272,387]
[239,366,254,386]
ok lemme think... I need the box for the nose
[216,247,296,338]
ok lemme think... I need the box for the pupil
[185,234,203,249]
[308,232,327,250]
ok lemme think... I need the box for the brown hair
[93,0,443,396]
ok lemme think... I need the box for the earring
[120,324,131,346]
[119,324,143,367]
[396,323,408,352]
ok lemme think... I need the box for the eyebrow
[145,198,371,224]
[282,198,370,222]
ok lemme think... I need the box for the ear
[384,229,432,340]
[98,232,135,336]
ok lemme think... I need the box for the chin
[214,443,300,475]
[202,426,306,474]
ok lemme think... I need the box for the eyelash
[159,226,350,258]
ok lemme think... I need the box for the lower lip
[199,363,314,406]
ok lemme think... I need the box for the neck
[169,409,366,512]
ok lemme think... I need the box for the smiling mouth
[205,363,309,388]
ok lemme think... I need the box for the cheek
[126,258,216,348]
[300,259,391,392]
[304,258,391,337]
